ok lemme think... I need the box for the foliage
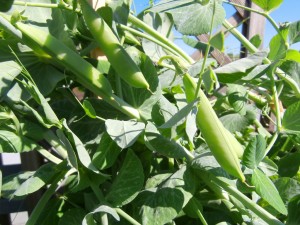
[0,0,300,224]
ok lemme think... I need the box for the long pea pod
[183,73,245,181]
[78,0,150,90]
[14,22,113,100]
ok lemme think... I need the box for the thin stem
[196,208,208,225]
[222,19,300,98]
[128,14,194,64]
[26,171,66,225]
[117,24,180,57]
[115,208,141,225]
[264,132,279,157]
[211,175,284,225]
[223,0,287,45]
[13,1,80,12]
[37,147,63,164]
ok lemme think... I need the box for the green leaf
[105,149,144,207]
[282,101,300,133]
[144,122,190,158]
[92,132,121,170]
[288,20,300,45]
[182,36,211,53]
[251,0,283,12]
[215,51,267,83]
[286,195,300,225]
[63,120,99,173]
[275,178,300,204]
[82,100,97,118]
[202,67,217,94]
[149,0,226,35]
[227,92,247,115]
[2,171,34,199]
[242,135,266,169]
[105,119,145,149]
[83,205,120,225]
[277,152,300,177]
[185,106,198,147]
[58,208,87,225]
[250,34,262,48]
[159,99,198,129]
[220,113,250,133]
[0,0,14,12]
[13,162,62,197]
[259,158,278,176]
[0,61,22,98]
[268,33,287,61]
[252,168,287,215]
[210,31,224,52]
[140,188,185,225]
[0,130,37,153]
[285,49,300,63]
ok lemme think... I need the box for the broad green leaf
[185,106,198,147]
[285,49,300,63]
[141,13,173,62]
[214,51,267,83]
[145,173,172,189]
[0,0,14,12]
[241,64,269,81]
[250,34,262,48]
[275,178,300,204]
[92,132,121,170]
[286,195,300,225]
[150,0,225,35]
[227,92,247,115]
[140,188,185,225]
[159,99,198,129]
[183,197,203,219]
[82,100,97,118]
[252,168,287,215]
[277,152,300,177]
[105,119,145,149]
[242,135,266,169]
[210,31,225,52]
[289,20,300,45]
[202,67,217,94]
[259,158,278,176]
[2,171,34,199]
[251,0,283,12]
[182,36,211,53]
[58,208,86,225]
[282,101,300,133]
[105,150,144,206]
[0,61,22,98]
[0,130,37,153]
[144,122,190,158]
[83,205,120,225]
[220,113,250,133]
[13,162,62,197]
[268,33,287,61]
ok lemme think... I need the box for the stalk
[222,20,300,98]
[26,171,66,225]
[115,208,141,225]
[128,14,194,64]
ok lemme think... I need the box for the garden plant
[0,0,300,224]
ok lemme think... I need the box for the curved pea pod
[183,73,245,181]
[14,22,113,99]
[79,0,150,90]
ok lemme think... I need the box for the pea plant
[0,0,300,224]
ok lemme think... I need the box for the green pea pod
[14,22,113,99]
[79,0,150,90]
[183,73,245,181]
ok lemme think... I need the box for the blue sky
[132,0,300,55]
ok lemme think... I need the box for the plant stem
[222,19,300,98]
[117,24,180,57]
[211,175,284,225]
[196,208,208,225]
[128,14,194,64]
[37,147,63,164]
[13,0,81,12]
[264,132,279,158]
[115,208,141,225]
[26,171,66,225]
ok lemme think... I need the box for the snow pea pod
[183,73,245,181]
[79,0,150,90]
[14,22,113,99]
